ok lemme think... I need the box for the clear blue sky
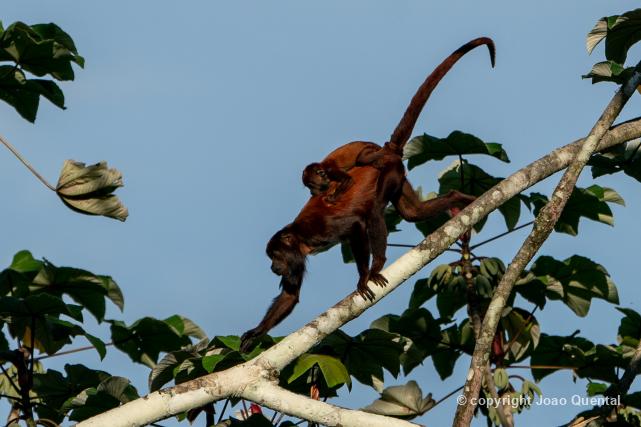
[2,1,641,426]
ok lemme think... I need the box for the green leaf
[530,334,619,382]
[405,131,509,171]
[617,307,641,346]
[318,328,403,389]
[164,315,207,341]
[288,354,350,389]
[530,185,624,236]
[56,160,128,221]
[9,250,43,273]
[587,10,641,64]
[67,376,139,422]
[517,255,618,317]
[589,139,641,184]
[148,340,209,391]
[501,308,540,362]
[439,162,523,231]
[583,60,635,85]
[362,380,435,420]
[586,382,608,396]
[110,317,196,367]
[85,334,107,360]
[408,278,437,309]
[493,368,509,390]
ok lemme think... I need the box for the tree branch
[77,114,641,427]
[452,62,641,427]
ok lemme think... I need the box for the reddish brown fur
[240,37,496,352]
[302,37,496,199]
[240,166,475,352]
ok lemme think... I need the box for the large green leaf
[589,139,641,183]
[287,354,350,389]
[586,9,641,64]
[530,185,624,236]
[617,307,641,348]
[32,364,112,422]
[0,21,83,121]
[582,60,635,85]
[516,255,618,317]
[362,380,435,420]
[405,131,509,170]
[32,261,123,322]
[317,329,403,389]
[110,316,201,367]
[500,307,540,362]
[439,163,523,230]
[530,334,620,382]
[67,376,139,422]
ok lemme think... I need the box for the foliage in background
[1,9,641,427]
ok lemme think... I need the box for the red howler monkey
[240,165,476,352]
[240,37,495,352]
[302,37,496,201]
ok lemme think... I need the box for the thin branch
[0,134,56,191]
[389,243,460,253]
[470,221,534,250]
[35,342,112,361]
[0,365,20,396]
[453,61,641,427]
[217,399,230,424]
[432,385,465,409]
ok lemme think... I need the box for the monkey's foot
[356,279,376,302]
[240,328,263,353]
[369,272,388,287]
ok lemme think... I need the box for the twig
[470,221,534,250]
[0,134,56,191]
[217,399,230,424]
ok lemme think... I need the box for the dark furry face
[302,163,330,195]
[266,228,305,278]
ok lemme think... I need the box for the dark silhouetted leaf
[405,131,509,171]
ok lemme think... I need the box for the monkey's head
[266,226,306,279]
[302,163,330,196]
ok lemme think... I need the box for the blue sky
[2,1,641,426]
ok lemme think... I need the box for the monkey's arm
[240,279,301,353]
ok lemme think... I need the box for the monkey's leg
[240,278,301,352]
[348,223,376,302]
[393,179,475,222]
[366,209,389,288]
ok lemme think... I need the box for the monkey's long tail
[386,37,496,155]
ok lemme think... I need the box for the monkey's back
[322,141,381,170]
[293,166,379,246]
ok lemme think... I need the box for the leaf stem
[0,133,56,191]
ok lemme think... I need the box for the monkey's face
[302,163,330,195]
[266,229,302,277]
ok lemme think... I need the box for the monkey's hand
[240,328,263,353]
[356,276,376,302]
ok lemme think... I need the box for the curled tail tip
[472,36,496,68]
